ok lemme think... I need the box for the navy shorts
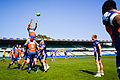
[94,52,101,61]
[11,57,19,61]
[27,52,37,59]
[24,55,27,60]
[41,54,47,60]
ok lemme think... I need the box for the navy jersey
[40,44,47,55]
[102,9,120,51]
[93,40,100,53]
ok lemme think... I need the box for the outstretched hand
[31,19,33,23]
[35,20,38,24]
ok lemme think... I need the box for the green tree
[36,34,52,39]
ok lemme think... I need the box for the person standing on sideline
[92,35,104,77]
[1,48,6,62]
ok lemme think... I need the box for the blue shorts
[11,57,19,61]
[28,52,37,59]
[29,36,36,40]
[41,54,47,60]
[94,52,101,61]
[24,55,27,60]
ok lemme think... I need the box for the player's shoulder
[94,40,100,44]
[103,9,120,26]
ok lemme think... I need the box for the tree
[36,34,52,39]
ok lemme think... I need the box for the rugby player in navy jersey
[102,0,120,79]
[39,40,50,72]
[92,35,104,77]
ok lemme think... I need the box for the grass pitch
[0,56,118,80]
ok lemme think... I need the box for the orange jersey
[14,48,19,58]
[28,42,37,52]
[17,48,23,56]
[28,28,36,37]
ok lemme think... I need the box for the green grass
[0,56,119,80]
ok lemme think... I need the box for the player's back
[41,44,47,55]
[28,42,36,52]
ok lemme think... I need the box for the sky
[0,0,120,40]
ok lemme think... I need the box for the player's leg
[21,55,27,71]
[8,58,14,69]
[34,57,38,73]
[55,52,56,59]
[41,56,47,72]
[17,58,21,69]
[38,55,44,69]
[98,59,104,76]
[3,55,5,62]
[45,54,50,70]
[116,53,120,79]
[27,58,31,73]
[51,54,54,62]
[21,60,26,71]
[94,54,101,77]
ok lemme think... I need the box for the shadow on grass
[80,70,95,75]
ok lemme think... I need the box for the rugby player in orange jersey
[25,19,39,46]
[17,45,23,64]
[25,38,38,73]
[8,45,21,70]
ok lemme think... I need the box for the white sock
[43,62,47,71]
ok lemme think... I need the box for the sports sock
[35,65,37,71]
[8,64,11,68]
[18,64,20,69]
[27,63,30,69]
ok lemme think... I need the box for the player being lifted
[25,19,39,44]
[28,19,38,39]
[25,38,38,73]
[39,40,50,72]
[92,35,104,77]
[102,0,120,79]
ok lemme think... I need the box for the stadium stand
[0,37,116,58]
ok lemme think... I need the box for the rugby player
[1,48,6,62]
[50,49,54,62]
[8,45,21,70]
[28,19,38,39]
[21,46,28,71]
[25,38,38,73]
[17,45,23,64]
[92,35,104,77]
[64,51,67,59]
[25,19,39,47]
[9,46,15,65]
[39,40,50,72]
[54,49,57,59]
[102,0,120,79]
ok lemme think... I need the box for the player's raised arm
[34,20,38,30]
[113,15,120,27]
[28,19,33,29]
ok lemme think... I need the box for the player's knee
[10,62,13,64]
[27,59,30,63]
[41,59,44,63]
[34,58,37,64]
